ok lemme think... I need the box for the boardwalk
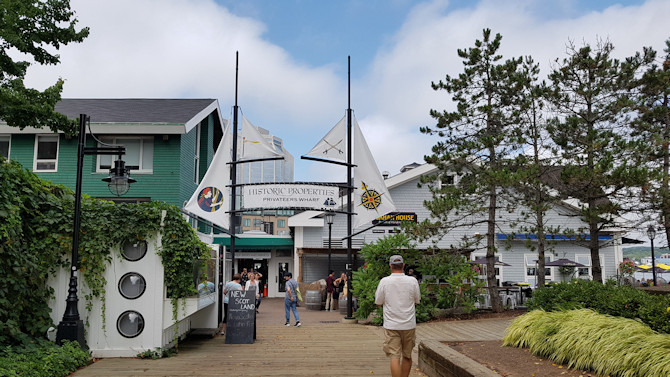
[73,298,511,377]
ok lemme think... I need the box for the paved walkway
[73,298,512,376]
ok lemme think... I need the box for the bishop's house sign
[242,184,339,210]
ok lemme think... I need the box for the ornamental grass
[503,309,670,377]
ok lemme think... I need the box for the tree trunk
[536,210,546,287]
[488,188,502,312]
[589,214,602,282]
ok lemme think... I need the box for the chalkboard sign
[225,288,256,344]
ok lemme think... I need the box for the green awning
[213,237,293,250]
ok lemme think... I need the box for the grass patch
[504,309,670,377]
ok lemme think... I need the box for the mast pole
[346,56,354,319]
[230,51,239,279]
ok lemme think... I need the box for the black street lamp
[647,224,658,286]
[56,114,136,348]
[326,212,335,272]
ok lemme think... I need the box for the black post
[56,114,88,348]
[230,51,239,278]
[346,56,354,320]
[651,237,657,286]
[328,221,333,272]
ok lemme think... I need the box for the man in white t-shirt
[375,255,421,377]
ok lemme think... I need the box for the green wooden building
[0,98,226,206]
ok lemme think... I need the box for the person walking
[284,272,301,327]
[222,273,243,335]
[325,270,337,311]
[375,255,421,377]
[245,272,261,313]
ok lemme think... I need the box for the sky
[21,0,670,189]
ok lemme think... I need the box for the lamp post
[56,114,136,347]
[647,224,657,286]
[326,212,334,272]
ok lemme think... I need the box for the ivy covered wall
[0,158,210,346]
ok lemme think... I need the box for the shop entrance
[237,258,268,295]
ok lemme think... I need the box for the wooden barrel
[339,296,348,314]
[305,290,322,310]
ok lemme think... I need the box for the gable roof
[0,98,224,135]
[55,99,217,124]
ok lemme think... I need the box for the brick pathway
[72,298,511,376]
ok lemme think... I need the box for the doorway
[237,259,268,295]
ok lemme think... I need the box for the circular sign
[197,187,223,212]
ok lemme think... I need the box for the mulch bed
[434,308,603,377]
[446,340,603,377]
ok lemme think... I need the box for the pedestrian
[284,272,301,327]
[335,272,347,299]
[375,255,421,377]
[325,270,337,311]
[240,268,249,286]
[245,272,261,313]
[222,273,243,335]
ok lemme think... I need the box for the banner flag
[305,115,347,163]
[352,115,396,228]
[240,115,281,160]
[184,120,232,229]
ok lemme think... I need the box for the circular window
[117,311,144,338]
[118,272,146,299]
[122,241,147,261]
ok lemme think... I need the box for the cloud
[18,0,670,182]
[358,0,670,177]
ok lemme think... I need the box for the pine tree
[546,40,646,282]
[420,29,525,312]
[507,56,558,288]
[0,0,89,135]
[632,38,670,247]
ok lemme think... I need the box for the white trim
[96,136,154,173]
[575,254,592,280]
[194,123,201,184]
[33,134,59,172]
[524,254,554,283]
[184,100,219,134]
[0,134,10,160]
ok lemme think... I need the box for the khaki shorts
[382,328,416,360]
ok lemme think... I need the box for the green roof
[213,237,293,250]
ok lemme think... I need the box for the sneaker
[285,322,290,327]
[295,321,301,327]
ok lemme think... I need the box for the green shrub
[352,233,478,324]
[504,309,670,377]
[528,279,670,333]
[0,340,90,377]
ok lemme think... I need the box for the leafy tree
[419,29,525,312]
[0,0,89,135]
[546,40,647,282]
[631,38,670,246]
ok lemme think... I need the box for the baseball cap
[389,255,404,265]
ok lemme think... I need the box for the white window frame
[575,254,605,282]
[33,134,59,172]
[0,134,10,160]
[575,254,591,280]
[96,136,154,173]
[277,219,286,228]
[437,173,456,190]
[524,254,553,285]
[194,124,201,184]
[472,254,503,286]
